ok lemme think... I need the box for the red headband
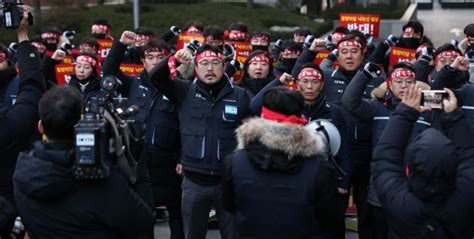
[404,27,414,34]
[251,35,269,42]
[228,31,249,40]
[332,32,345,42]
[261,106,308,124]
[0,52,7,61]
[282,48,301,56]
[91,24,109,33]
[337,40,362,50]
[186,26,202,34]
[76,55,97,67]
[144,47,170,57]
[196,50,223,63]
[435,50,460,62]
[248,54,270,65]
[135,34,155,42]
[32,42,46,51]
[390,68,416,80]
[41,32,59,39]
[297,68,323,81]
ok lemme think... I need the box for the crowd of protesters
[1,4,474,239]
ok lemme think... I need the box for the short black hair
[250,31,271,41]
[134,27,154,36]
[434,43,462,60]
[203,25,224,40]
[332,26,350,35]
[293,62,324,81]
[228,21,248,33]
[403,21,424,35]
[79,37,99,50]
[293,27,312,36]
[184,20,204,32]
[281,40,303,53]
[139,40,169,58]
[92,18,110,28]
[464,23,474,37]
[39,86,83,141]
[391,61,416,74]
[263,87,304,117]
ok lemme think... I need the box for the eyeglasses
[198,59,223,67]
[392,79,415,85]
[437,57,456,66]
[298,79,321,85]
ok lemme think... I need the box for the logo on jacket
[225,105,238,115]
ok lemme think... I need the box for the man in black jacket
[223,86,344,239]
[0,5,46,229]
[13,85,155,239]
[150,44,250,239]
[372,84,474,238]
[102,30,184,239]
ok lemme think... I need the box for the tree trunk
[247,0,254,9]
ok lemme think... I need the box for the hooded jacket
[13,141,155,239]
[223,118,345,239]
[372,103,474,239]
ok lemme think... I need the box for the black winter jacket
[249,78,352,190]
[149,56,250,178]
[0,42,45,203]
[13,141,155,239]
[372,104,474,239]
[223,117,345,239]
[0,65,19,109]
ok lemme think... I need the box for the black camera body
[0,0,32,29]
[74,110,110,180]
[73,76,139,182]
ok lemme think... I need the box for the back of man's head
[263,87,304,117]
[39,86,83,141]
[406,128,459,202]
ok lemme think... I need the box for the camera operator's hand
[174,49,192,65]
[120,31,136,46]
[17,5,33,43]
[443,88,458,113]
[51,49,66,61]
[176,164,183,175]
[309,38,326,52]
[279,72,294,85]
[402,83,431,112]
[450,56,469,71]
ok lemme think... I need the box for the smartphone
[421,90,447,109]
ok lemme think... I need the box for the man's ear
[140,57,145,65]
[37,120,44,135]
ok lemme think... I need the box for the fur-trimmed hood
[236,117,327,159]
[371,81,431,99]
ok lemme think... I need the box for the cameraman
[13,85,155,239]
[0,4,45,226]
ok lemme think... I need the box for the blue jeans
[181,176,234,239]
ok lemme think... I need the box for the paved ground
[154,222,359,238]
[417,1,473,47]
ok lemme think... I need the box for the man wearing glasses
[429,43,470,90]
[341,61,432,239]
[150,44,250,239]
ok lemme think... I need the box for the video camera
[73,75,140,183]
[0,0,33,29]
